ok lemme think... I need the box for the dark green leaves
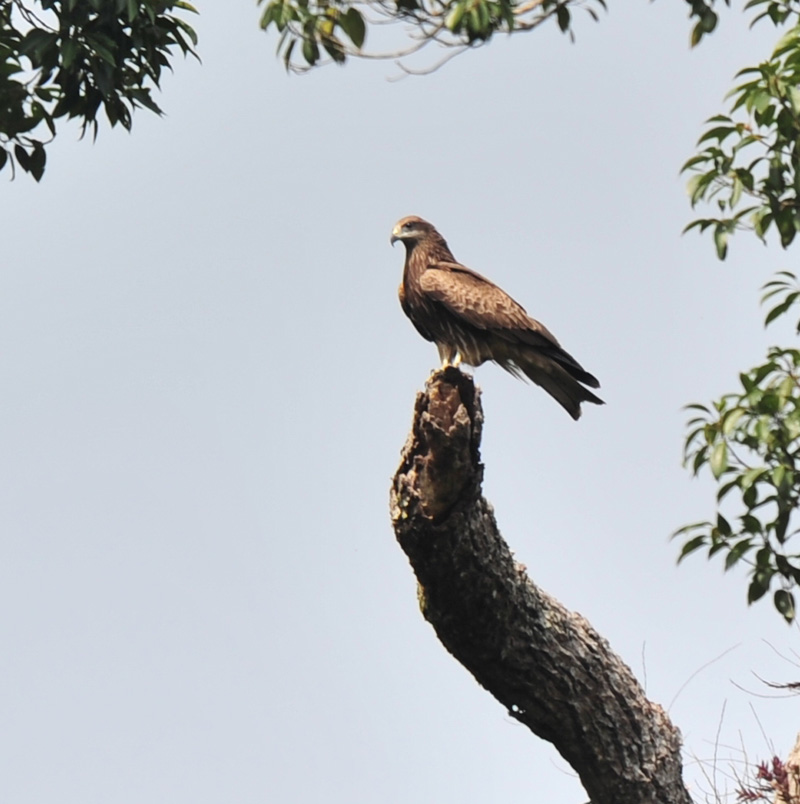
[258,0,368,68]
[0,1,198,180]
[685,0,724,47]
[257,0,607,73]
[774,588,795,621]
[340,8,365,48]
[677,332,800,623]
[761,270,800,330]
[443,0,518,43]
[556,4,571,33]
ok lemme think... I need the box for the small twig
[668,644,742,712]
[389,44,469,77]
[712,700,728,804]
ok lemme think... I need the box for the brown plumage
[390,215,603,420]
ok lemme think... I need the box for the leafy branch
[683,9,800,258]
[676,272,800,623]
[0,0,198,181]
[256,0,607,73]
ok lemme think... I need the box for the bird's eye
[403,222,413,230]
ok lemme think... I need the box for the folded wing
[420,261,603,419]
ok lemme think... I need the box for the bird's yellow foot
[438,354,461,370]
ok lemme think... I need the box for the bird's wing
[420,261,560,348]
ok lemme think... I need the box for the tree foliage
[252,0,759,75]
[677,273,800,624]
[678,1,800,623]
[257,0,607,73]
[684,19,800,259]
[0,0,197,180]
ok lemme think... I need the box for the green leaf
[682,154,710,172]
[721,407,745,435]
[758,392,780,414]
[174,18,199,47]
[698,125,736,144]
[709,538,728,557]
[692,446,708,475]
[731,174,743,208]
[322,37,346,63]
[765,294,799,326]
[741,467,766,489]
[690,11,717,47]
[556,4,570,32]
[302,37,319,66]
[14,144,30,173]
[282,38,296,69]
[748,571,772,603]
[774,589,795,623]
[743,483,758,509]
[753,208,773,240]
[61,38,80,70]
[29,141,45,182]
[20,29,57,61]
[446,2,466,31]
[717,478,739,502]
[755,545,771,568]
[775,509,790,544]
[672,521,710,539]
[709,441,728,479]
[789,86,800,116]
[775,553,794,577]
[714,225,729,260]
[678,534,708,561]
[725,538,752,570]
[773,25,800,55]
[84,34,116,66]
[778,375,795,404]
[753,360,778,384]
[341,8,366,48]
[129,89,163,115]
[260,3,276,29]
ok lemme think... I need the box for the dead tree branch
[389,367,692,804]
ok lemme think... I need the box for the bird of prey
[390,215,603,420]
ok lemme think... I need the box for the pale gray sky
[2,3,799,802]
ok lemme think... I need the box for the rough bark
[389,367,692,804]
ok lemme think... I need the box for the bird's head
[390,216,436,248]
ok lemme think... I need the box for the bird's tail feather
[542,347,601,390]
[505,354,604,421]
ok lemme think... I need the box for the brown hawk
[391,215,603,420]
